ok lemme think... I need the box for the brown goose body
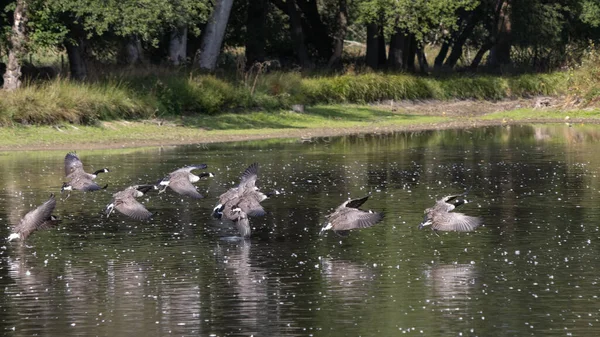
[7,194,60,242]
[320,195,384,235]
[419,193,482,232]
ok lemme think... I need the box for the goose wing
[218,188,239,205]
[344,195,370,209]
[237,194,266,217]
[64,152,84,176]
[114,197,152,220]
[14,195,58,238]
[332,208,383,231]
[173,164,208,174]
[239,163,259,189]
[434,212,481,232]
[169,178,204,198]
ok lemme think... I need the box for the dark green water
[2,125,600,336]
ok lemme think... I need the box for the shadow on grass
[173,105,410,130]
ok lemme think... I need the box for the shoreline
[0,100,598,151]
[0,118,594,152]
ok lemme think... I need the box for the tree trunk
[444,12,481,69]
[65,38,87,80]
[197,0,235,71]
[245,0,268,67]
[3,0,28,91]
[286,0,312,68]
[169,26,188,66]
[404,33,416,72]
[417,47,429,73]
[487,0,512,68]
[121,35,146,65]
[387,29,405,70]
[470,42,493,69]
[365,23,379,69]
[327,0,347,69]
[296,0,332,62]
[377,25,387,66]
[434,41,450,70]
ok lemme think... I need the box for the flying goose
[419,193,482,232]
[62,152,109,194]
[212,163,277,220]
[105,185,155,220]
[320,195,384,235]
[7,194,60,242]
[157,165,213,199]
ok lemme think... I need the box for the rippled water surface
[2,125,600,336]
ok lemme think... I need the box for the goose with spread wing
[61,152,109,194]
[320,195,384,236]
[105,185,155,220]
[157,165,213,199]
[419,193,482,232]
[7,194,60,242]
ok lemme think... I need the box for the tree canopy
[2,0,600,88]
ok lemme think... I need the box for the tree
[3,0,28,91]
[198,0,235,71]
[357,0,478,71]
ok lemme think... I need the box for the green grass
[3,103,600,151]
[0,105,449,149]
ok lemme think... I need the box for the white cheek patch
[159,180,170,186]
[7,233,20,241]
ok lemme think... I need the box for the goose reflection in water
[423,263,478,318]
[320,258,377,301]
[215,240,286,336]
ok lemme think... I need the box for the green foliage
[357,0,479,42]
[0,68,581,126]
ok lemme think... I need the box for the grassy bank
[1,63,596,126]
[1,104,600,151]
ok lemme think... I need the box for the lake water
[1,124,600,336]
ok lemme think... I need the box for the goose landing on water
[105,185,155,220]
[212,163,279,220]
[61,152,109,196]
[157,165,213,199]
[212,163,279,237]
[320,195,384,236]
[419,192,482,232]
[7,194,60,242]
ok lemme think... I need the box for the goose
[419,193,482,232]
[157,165,212,199]
[229,205,251,238]
[320,195,383,236]
[105,185,155,220]
[212,163,277,220]
[62,152,109,194]
[7,194,60,242]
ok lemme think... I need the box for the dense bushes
[0,67,585,126]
